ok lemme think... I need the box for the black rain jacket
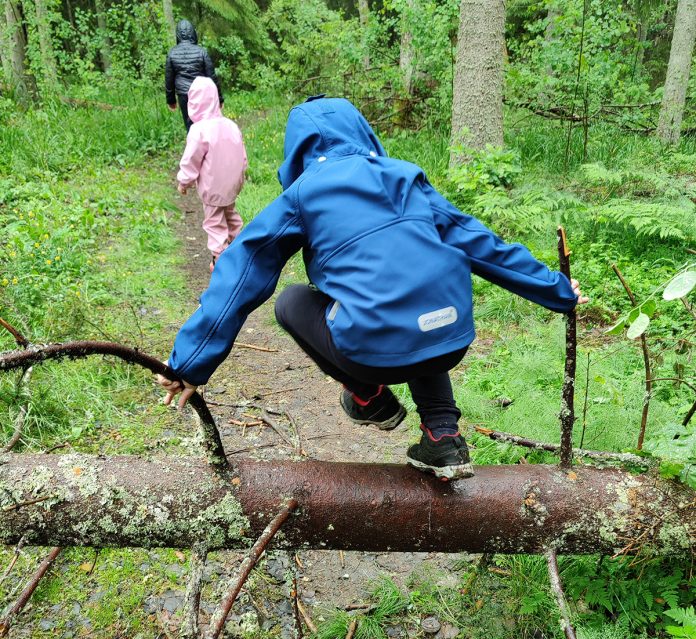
[165,20,223,105]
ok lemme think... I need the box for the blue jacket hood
[277,96,387,189]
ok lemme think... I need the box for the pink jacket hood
[187,77,222,122]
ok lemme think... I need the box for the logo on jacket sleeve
[417,306,458,332]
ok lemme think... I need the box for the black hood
[176,19,198,44]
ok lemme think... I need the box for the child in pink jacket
[177,76,247,272]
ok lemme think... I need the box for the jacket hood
[277,96,386,189]
[187,77,222,122]
[176,19,198,44]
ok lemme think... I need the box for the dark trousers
[274,285,466,430]
[177,93,192,131]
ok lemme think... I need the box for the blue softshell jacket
[169,97,577,385]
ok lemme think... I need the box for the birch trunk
[657,0,696,145]
[358,0,369,69]
[450,0,505,162]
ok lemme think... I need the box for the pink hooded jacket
[177,77,247,206]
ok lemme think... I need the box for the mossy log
[0,454,693,556]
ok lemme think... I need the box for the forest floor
[161,187,473,638]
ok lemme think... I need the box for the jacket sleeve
[165,53,176,105]
[203,49,224,104]
[168,190,305,385]
[177,128,206,187]
[425,183,577,313]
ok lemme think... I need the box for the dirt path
[171,191,468,637]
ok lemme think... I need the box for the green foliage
[664,607,696,639]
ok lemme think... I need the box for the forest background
[0,0,695,637]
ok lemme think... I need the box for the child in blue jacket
[157,96,587,480]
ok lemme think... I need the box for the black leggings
[274,284,466,430]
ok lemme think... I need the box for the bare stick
[260,410,296,448]
[473,426,648,465]
[291,576,304,639]
[612,264,652,450]
[557,227,577,469]
[3,366,33,452]
[0,341,228,469]
[181,544,207,639]
[2,495,53,512]
[345,618,358,639]
[256,386,302,398]
[580,352,590,449]
[0,547,62,637]
[647,377,696,394]
[546,549,577,639]
[683,399,696,427]
[0,317,29,349]
[206,499,299,639]
[234,342,279,353]
[0,537,26,585]
[296,599,317,634]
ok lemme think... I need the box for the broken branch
[0,341,228,468]
[546,549,577,639]
[206,498,299,639]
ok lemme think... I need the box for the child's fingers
[178,385,197,409]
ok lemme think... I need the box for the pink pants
[202,202,244,257]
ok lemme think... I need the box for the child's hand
[571,278,589,305]
[156,373,198,409]
[177,183,187,195]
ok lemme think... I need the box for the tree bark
[2,0,31,96]
[93,0,111,73]
[357,0,369,69]
[399,0,414,96]
[657,0,696,145]
[28,0,58,87]
[0,454,693,556]
[162,0,175,44]
[450,0,505,162]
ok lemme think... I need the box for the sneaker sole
[406,457,475,480]
[340,395,407,431]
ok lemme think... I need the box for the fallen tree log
[0,454,693,556]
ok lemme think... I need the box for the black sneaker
[340,385,406,431]
[406,426,474,480]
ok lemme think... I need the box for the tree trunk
[357,0,369,69]
[450,0,505,162]
[399,0,414,95]
[162,0,175,44]
[29,0,58,87]
[2,0,31,96]
[93,0,111,73]
[0,454,693,556]
[657,0,696,145]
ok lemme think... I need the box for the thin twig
[557,227,577,469]
[206,499,299,639]
[473,426,649,465]
[0,341,228,468]
[0,317,29,348]
[546,549,577,639]
[291,576,303,639]
[345,619,358,639]
[580,352,590,449]
[2,495,53,512]
[260,411,296,448]
[647,377,696,394]
[683,399,696,427]
[255,386,302,398]
[234,342,279,353]
[612,264,652,450]
[0,537,26,585]
[41,442,68,454]
[284,411,306,456]
[0,547,62,637]
[181,544,207,639]
[3,367,33,452]
[296,599,317,634]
